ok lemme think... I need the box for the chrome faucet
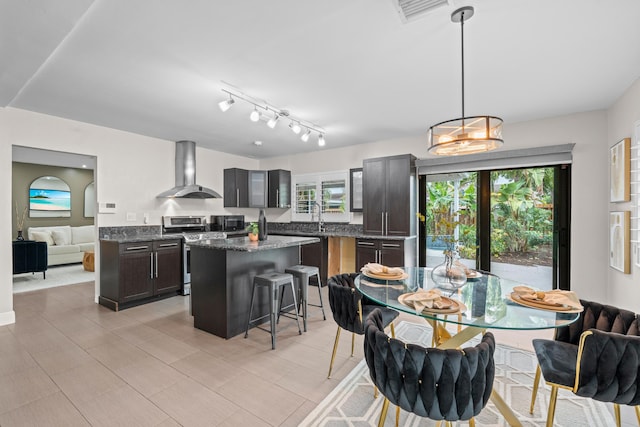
[312,201,325,232]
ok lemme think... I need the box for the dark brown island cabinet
[362,154,416,236]
[99,238,183,311]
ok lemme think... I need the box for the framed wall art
[610,211,630,273]
[610,137,631,202]
[29,176,71,218]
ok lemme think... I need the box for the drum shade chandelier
[427,6,503,156]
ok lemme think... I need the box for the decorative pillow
[31,231,54,246]
[51,229,71,246]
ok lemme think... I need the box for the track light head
[267,114,280,129]
[250,107,260,122]
[301,129,311,142]
[318,134,326,147]
[218,97,235,112]
[290,122,302,134]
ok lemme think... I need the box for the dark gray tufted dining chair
[364,308,496,426]
[530,299,640,426]
[326,273,399,379]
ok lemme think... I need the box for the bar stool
[284,265,326,332]
[245,272,302,349]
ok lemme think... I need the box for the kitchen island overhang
[188,235,320,339]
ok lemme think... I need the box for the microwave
[210,215,245,232]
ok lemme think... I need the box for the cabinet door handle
[236,189,240,207]
[381,212,385,235]
[276,189,279,207]
[150,253,154,279]
[358,241,375,246]
[158,243,178,247]
[155,252,158,278]
[385,212,389,235]
[127,245,149,251]
[382,243,400,248]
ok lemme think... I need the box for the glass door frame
[419,164,571,291]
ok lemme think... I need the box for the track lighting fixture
[267,114,280,129]
[250,107,260,122]
[218,95,235,112]
[290,122,302,134]
[218,83,326,145]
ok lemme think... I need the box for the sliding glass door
[423,165,570,290]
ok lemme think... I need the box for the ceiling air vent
[392,0,450,23]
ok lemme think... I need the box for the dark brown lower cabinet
[99,238,182,311]
[300,236,328,284]
[355,237,416,270]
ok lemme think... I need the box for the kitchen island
[188,235,320,338]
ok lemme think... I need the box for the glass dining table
[355,267,581,427]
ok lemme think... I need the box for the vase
[16,230,24,241]
[248,233,259,242]
[258,209,267,241]
[431,251,467,289]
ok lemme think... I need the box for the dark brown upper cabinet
[350,167,363,212]
[268,169,291,208]
[223,168,249,208]
[362,154,416,236]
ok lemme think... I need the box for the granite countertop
[100,235,182,243]
[187,235,320,252]
[271,229,416,240]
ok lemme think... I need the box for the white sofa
[27,225,95,266]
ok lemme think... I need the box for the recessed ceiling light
[253,140,263,146]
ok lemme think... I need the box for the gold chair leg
[469,417,476,427]
[395,405,399,427]
[635,405,640,425]
[327,327,341,378]
[530,365,541,414]
[378,397,390,427]
[546,385,559,427]
[390,322,396,338]
[614,403,621,427]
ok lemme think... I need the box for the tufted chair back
[364,309,496,422]
[555,299,640,345]
[328,273,366,334]
[574,329,640,405]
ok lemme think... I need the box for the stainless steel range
[161,216,226,295]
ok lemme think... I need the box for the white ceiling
[4,0,640,159]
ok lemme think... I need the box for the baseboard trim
[0,310,16,326]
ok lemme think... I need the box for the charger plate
[398,293,466,315]
[466,271,483,280]
[508,292,583,313]
[362,269,409,281]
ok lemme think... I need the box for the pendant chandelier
[427,6,503,156]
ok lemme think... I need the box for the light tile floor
[1,282,633,426]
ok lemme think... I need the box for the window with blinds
[291,171,350,222]
[295,182,316,214]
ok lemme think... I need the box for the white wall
[2,76,637,324]
[607,78,640,311]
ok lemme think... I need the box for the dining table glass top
[355,267,580,331]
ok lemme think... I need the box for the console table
[13,240,48,278]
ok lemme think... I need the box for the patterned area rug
[301,321,615,427]
[12,263,95,293]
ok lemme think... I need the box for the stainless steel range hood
[157,140,222,199]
